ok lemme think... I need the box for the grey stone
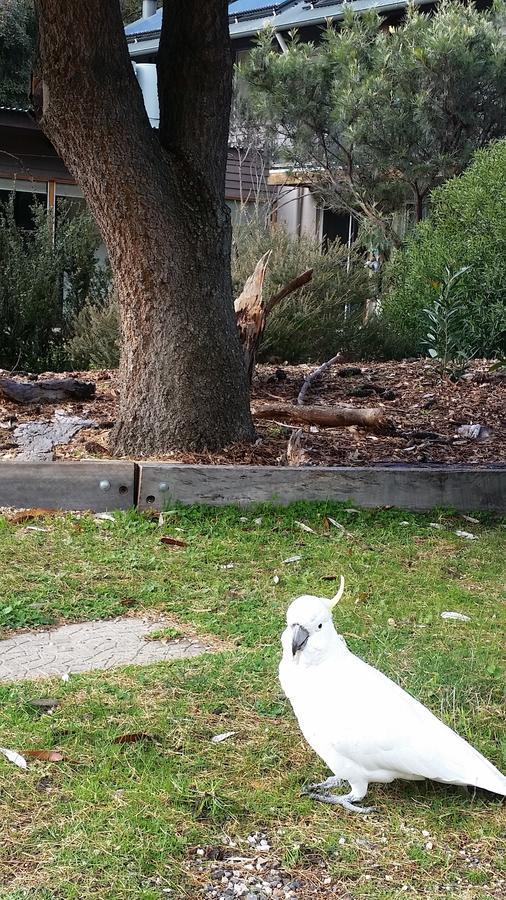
[0,617,210,681]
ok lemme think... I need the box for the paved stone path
[0,617,210,682]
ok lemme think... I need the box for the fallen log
[0,376,96,404]
[254,402,387,430]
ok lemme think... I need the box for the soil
[0,360,504,467]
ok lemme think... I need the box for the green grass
[0,504,504,899]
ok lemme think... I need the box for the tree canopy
[0,0,35,107]
[244,1,506,249]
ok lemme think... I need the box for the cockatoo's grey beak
[292,624,309,655]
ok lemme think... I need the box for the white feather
[279,590,506,801]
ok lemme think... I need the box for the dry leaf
[94,512,115,522]
[273,575,280,584]
[326,516,344,531]
[0,747,27,769]
[295,521,316,534]
[283,555,302,564]
[160,536,188,548]
[462,515,479,524]
[7,508,56,525]
[454,530,477,540]
[321,574,340,581]
[113,733,157,744]
[24,750,64,762]
[211,731,237,744]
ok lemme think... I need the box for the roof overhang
[126,0,434,57]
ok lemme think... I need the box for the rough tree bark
[34,0,254,455]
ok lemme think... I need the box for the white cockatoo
[279,577,506,813]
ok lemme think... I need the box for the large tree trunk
[34,0,254,455]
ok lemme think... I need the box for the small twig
[297,353,342,406]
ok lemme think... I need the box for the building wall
[275,186,323,241]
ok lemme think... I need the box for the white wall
[275,185,322,240]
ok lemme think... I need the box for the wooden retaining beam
[0,461,504,513]
[137,464,506,513]
[0,461,135,512]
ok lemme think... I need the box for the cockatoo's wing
[323,653,506,794]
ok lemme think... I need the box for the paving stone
[0,617,210,681]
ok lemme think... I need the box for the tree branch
[158,0,232,199]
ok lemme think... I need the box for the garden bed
[0,359,503,466]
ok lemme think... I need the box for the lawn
[0,503,504,899]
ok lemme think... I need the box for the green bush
[233,219,371,362]
[381,140,506,358]
[68,290,120,369]
[0,196,110,371]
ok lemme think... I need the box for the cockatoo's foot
[304,790,375,814]
[303,776,344,794]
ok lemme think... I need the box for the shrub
[0,196,110,371]
[233,219,371,362]
[381,140,506,358]
[68,290,120,369]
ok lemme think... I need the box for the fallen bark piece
[0,376,95,404]
[254,403,387,430]
[457,424,491,441]
[13,413,96,460]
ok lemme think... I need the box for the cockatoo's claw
[303,777,344,794]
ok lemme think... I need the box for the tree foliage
[0,0,35,107]
[381,139,506,358]
[244,1,506,250]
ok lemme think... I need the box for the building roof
[125,0,433,48]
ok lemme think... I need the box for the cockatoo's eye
[318,623,323,629]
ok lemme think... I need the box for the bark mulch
[0,360,503,467]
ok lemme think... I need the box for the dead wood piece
[286,428,309,466]
[235,254,313,383]
[297,353,341,406]
[0,377,95,404]
[234,251,271,384]
[254,402,388,430]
